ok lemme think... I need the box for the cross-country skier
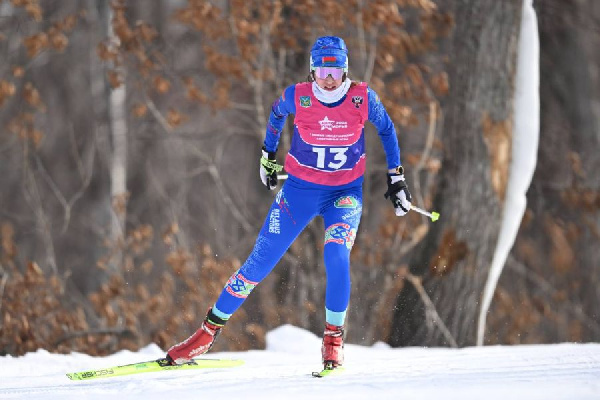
[166,36,412,370]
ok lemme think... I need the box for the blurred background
[0,0,598,356]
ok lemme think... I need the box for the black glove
[259,146,282,190]
[384,172,412,216]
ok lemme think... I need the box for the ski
[66,357,244,381]
[312,364,345,378]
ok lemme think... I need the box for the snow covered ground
[1,325,599,400]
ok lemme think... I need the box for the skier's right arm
[263,85,296,153]
[260,85,296,190]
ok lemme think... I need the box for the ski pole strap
[260,157,284,173]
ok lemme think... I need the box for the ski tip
[66,373,80,381]
[431,211,440,222]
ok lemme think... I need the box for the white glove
[384,174,412,216]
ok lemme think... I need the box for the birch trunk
[107,3,127,270]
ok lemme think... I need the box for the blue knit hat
[310,36,348,71]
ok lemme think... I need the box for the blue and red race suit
[212,82,402,327]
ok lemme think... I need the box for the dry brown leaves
[132,103,148,118]
[22,13,79,57]
[166,109,188,128]
[482,113,512,202]
[23,82,45,110]
[429,230,469,277]
[0,261,88,355]
[0,80,16,107]
[7,112,44,148]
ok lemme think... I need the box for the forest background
[0,0,598,356]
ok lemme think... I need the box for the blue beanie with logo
[310,36,348,71]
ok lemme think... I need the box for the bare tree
[4,0,597,356]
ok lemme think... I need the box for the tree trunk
[486,0,600,344]
[389,0,523,347]
[107,3,128,270]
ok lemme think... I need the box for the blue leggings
[213,177,362,326]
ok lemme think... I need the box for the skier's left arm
[367,87,412,216]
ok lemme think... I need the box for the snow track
[1,325,599,399]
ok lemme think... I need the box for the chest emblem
[351,96,363,109]
[299,96,312,108]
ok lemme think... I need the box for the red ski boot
[321,323,344,369]
[166,309,226,365]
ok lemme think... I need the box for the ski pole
[411,204,440,222]
[277,174,440,222]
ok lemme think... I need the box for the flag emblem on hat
[322,56,337,64]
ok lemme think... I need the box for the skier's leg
[168,183,316,363]
[212,183,316,319]
[322,190,362,323]
[320,189,362,367]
